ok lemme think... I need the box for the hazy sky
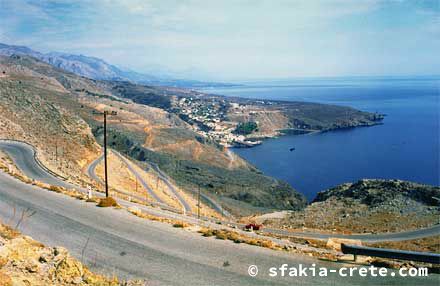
[0,0,439,80]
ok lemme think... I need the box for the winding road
[149,161,231,217]
[0,140,439,285]
[149,162,192,213]
[87,151,191,214]
[2,140,439,242]
[0,140,75,189]
[260,225,440,243]
[87,152,164,204]
[87,147,230,217]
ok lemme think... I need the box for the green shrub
[234,121,258,135]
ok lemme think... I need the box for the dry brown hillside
[0,56,99,182]
[0,54,308,214]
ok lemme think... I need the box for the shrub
[199,228,215,237]
[97,197,118,208]
[247,239,259,246]
[259,240,273,248]
[215,231,228,240]
[173,222,190,228]
[48,185,63,193]
[197,227,278,249]
[227,232,240,242]
[233,238,244,244]
[234,121,258,135]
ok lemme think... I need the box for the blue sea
[199,77,440,201]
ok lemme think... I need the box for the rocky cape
[257,179,440,233]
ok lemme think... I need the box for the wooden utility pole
[92,109,117,197]
[197,187,201,219]
[103,111,109,198]
[55,139,58,162]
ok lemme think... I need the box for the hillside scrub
[234,121,258,135]
[97,197,118,208]
[198,228,279,250]
[95,128,307,214]
[262,179,440,234]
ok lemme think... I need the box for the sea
[198,77,440,201]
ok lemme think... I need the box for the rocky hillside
[97,128,308,213]
[259,179,440,233]
[0,222,144,285]
[227,100,383,139]
[0,55,100,183]
[0,52,388,215]
[0,54,307,214]
[313,179,440,206]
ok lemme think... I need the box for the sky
[0,0,439,81]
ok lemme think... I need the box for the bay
[199,77,440,200]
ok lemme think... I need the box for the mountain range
[0,43,233,88]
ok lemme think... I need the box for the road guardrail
[341,243,440,264]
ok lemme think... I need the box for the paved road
[86,152,178,211]
[150,161,231,217]
[3,139,440,243]
[90,151,164,204]
[87,151,440,243]
[86,153,104,185]
[0,140,439,285]
[184,187,231,218]
[112,151,164,203]
[0,140,76,189]
[149,162,192,213]
[1,172,438,286]
[260,225,440,243]
[2,140,439,243]
[87,151,191,213]
[146,161,229,216]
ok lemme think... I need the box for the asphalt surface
[1,172,438,285]
[86,153,104,185]
[2,140,439,243]
[261,225,440,243]
[149,162,192,213]
[87,151,192,213]
[0,140,76,189]
[1,140,439,285]
[112,150,164,203]
[149,160,231,216]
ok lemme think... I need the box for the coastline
[232,120,384,148]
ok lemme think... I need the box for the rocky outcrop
[314,179,440,207]
[0,222,145,285]
[262,179,439,234]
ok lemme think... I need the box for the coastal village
[173,96,262,147]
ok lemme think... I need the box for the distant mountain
[0,43,234,88]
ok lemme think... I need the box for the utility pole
[197,186,201,219]
[93,110,117,198]
[103,111,109,198]
[55,139,58,162]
